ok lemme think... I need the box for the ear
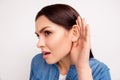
[71,25,80,42]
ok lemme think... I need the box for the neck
[57,55,71,75]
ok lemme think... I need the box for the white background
[0,0,120,80]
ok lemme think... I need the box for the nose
[37,37,45,48]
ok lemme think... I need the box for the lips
[42,51,51,59]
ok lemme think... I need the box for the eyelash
[35,31,51,39]
[44,31,51,36]
[36,34,39,38]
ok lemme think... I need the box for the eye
[36,34,39,38]
[44,31,51,36]
[35,33,39,38]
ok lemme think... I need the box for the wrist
[75,62,90,69]
[76,66,93,80]
[76,65,91,72]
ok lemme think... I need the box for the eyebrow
[35,26,51,34]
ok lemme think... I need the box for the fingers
[85,24,90,43]
[81,18,86,39]
[76,16,81,39]
[76,16,90,42]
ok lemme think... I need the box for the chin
[45,60,58,64]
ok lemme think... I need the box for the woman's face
[35,15,72,64]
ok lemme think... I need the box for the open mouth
[42,51,51,58]
[44,52,51,55]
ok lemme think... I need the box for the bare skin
[70,17,93,80]
[58,17,93,80]
[35,15,93,80]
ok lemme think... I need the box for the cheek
[46,33,72,55]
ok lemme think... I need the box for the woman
[30,4,111,80]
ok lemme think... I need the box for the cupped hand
[70,16,91,68]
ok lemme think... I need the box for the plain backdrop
[0,0,120,80]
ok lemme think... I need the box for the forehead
[35,15,53,27]
[35,15,66,32]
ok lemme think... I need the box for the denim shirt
[30,53,111,80]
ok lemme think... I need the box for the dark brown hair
[35,4,94,58]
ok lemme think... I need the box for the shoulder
[31,53,51,72]
[89,58,111,79]
[30,53,53,79]
[32,53,44,64]
[89,58,109,70]
[31,53,48,68]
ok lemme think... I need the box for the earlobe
[71,25,80,42]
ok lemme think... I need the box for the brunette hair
[35,4,94,58]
